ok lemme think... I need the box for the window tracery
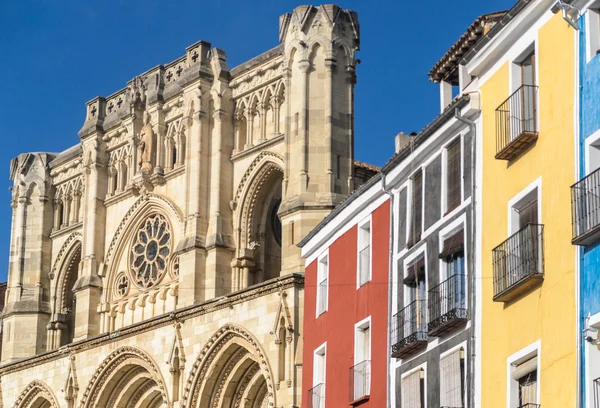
[53,177,84,231]
[130,214,172,288]
[114,273,130,299]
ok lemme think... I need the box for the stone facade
[0,5,363,408]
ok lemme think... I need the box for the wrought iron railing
[308,383,325,408]
[428,274,467,334]
[349,360,370,401]
[317,278,327,315]
[492,224,544,300]
[495,85,539,160]
[571,167,600,244]
[359,245,371,286]
[391,299,427,357]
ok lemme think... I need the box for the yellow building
[463,1,577,407]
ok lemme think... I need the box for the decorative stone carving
[130,214,172,288]
[138,117,155,174]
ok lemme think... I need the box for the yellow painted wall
[480,12,576,408]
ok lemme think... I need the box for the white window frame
[585,128,600,175]
[313,342,327,387]
[400,362,427,408]
[402,244,428,308]
[441,134,465,215]
[316,250,329,317]
[406,167,425,246]
[437,215,468,305]
[354,316,372,363]
[507,177,542,236]
[357,216,372,288]
[585,312,600,408]
[506,340,541,408]
[586,6,600,63]
[440,341,468,408]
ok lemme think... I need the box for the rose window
[130,214,171,288]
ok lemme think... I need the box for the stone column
[259,103,267,143]
[298,59,310,194]
[325,57,336,191]
[233,114,241,154]
[245,109,255,149]
[53,199,62,230]
[346,65,356,193]
[272,95,281,136]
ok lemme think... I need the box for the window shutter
[402,369,423,408]
[512,356,537,380]
[440,349,464,407]
[403,256,426,286]
[446,140,461,211]
[439,229,465,259]
[409,171,423,247]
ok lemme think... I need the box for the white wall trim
[354,316,372,362]
[316,249,329,318]
[506,340,542,408]
[437,214,469,306]
[506,176,542,236]
[313,341,327,388]
[356,215,373,289]
[584,128,600,174]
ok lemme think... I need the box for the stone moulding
[0,273,304,376]
[13,379,60,408]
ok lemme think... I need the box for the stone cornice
[230,134,284,162]
[0,273,304,375]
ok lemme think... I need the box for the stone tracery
[130,213,172,288]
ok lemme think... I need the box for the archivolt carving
[78,346,169,408]
[104,193,184,272]
[13,380,59,408]
[233,151,284,206]
[182,324,276,408]
[50,232,82,280]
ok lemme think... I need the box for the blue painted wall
[579,14,600,407]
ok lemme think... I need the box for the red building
[299,175,389,408]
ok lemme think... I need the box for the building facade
[298,172,389,408]
[0,5,368,408]
[572,1,600,407]
[465,1,578,407]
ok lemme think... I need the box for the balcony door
[520,51,536,136]
[404,257,426,337]
[512,195,540,285]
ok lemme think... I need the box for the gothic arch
[13,380,59,408]
[78,346,169,408]
[104,193,183,282]
[233,152,284,212]
[50,232,82,305]
[182,324,276,408]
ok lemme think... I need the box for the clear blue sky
[0,0,514,281]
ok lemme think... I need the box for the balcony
[428,274,467,336]
[571,168,600,246]
[391,300,427,359]
[307,383,325,408]
[492,224,544,302]
[495,85,539,160]
[349,360,370,404]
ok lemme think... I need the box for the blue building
[572,2,600,407]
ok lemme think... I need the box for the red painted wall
[302,199,390,407]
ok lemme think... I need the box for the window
[408,170,423,247]
[310,344,326,408]
[440,348,465,408]
[517,50,536,136]
[508,344,540,408]
[509,184,540,235]
[586,8,600,62]
[352,318,371,401]
[358,220,371,287]
[403,255,427,335]
[513,357,538,407]
[401,367,425,408]
[445,139,462,213]
[316,254,328,316]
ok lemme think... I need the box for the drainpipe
[381,170,394,408]
[454,107,477,408]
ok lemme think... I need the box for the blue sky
[0,0,514,281]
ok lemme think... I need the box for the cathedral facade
[0,5,367,408]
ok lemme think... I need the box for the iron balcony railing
[391,299,427,358]
[518,405,541,408]
[571,167,600,245]
[428,274,467,336]
[492,224,544,302]
[349,360,370,402]
[359,245,371,286]
[495,85,539,160]
[317,278,327,315]
[308,383,325,408]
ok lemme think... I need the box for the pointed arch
[182,324,276,408]
[104,193,183,283]
[78,346,169,408]
[14,380,59,408]
[50,232,82,309]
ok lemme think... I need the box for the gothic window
[130,214,172,288]
[115,273,130,298]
